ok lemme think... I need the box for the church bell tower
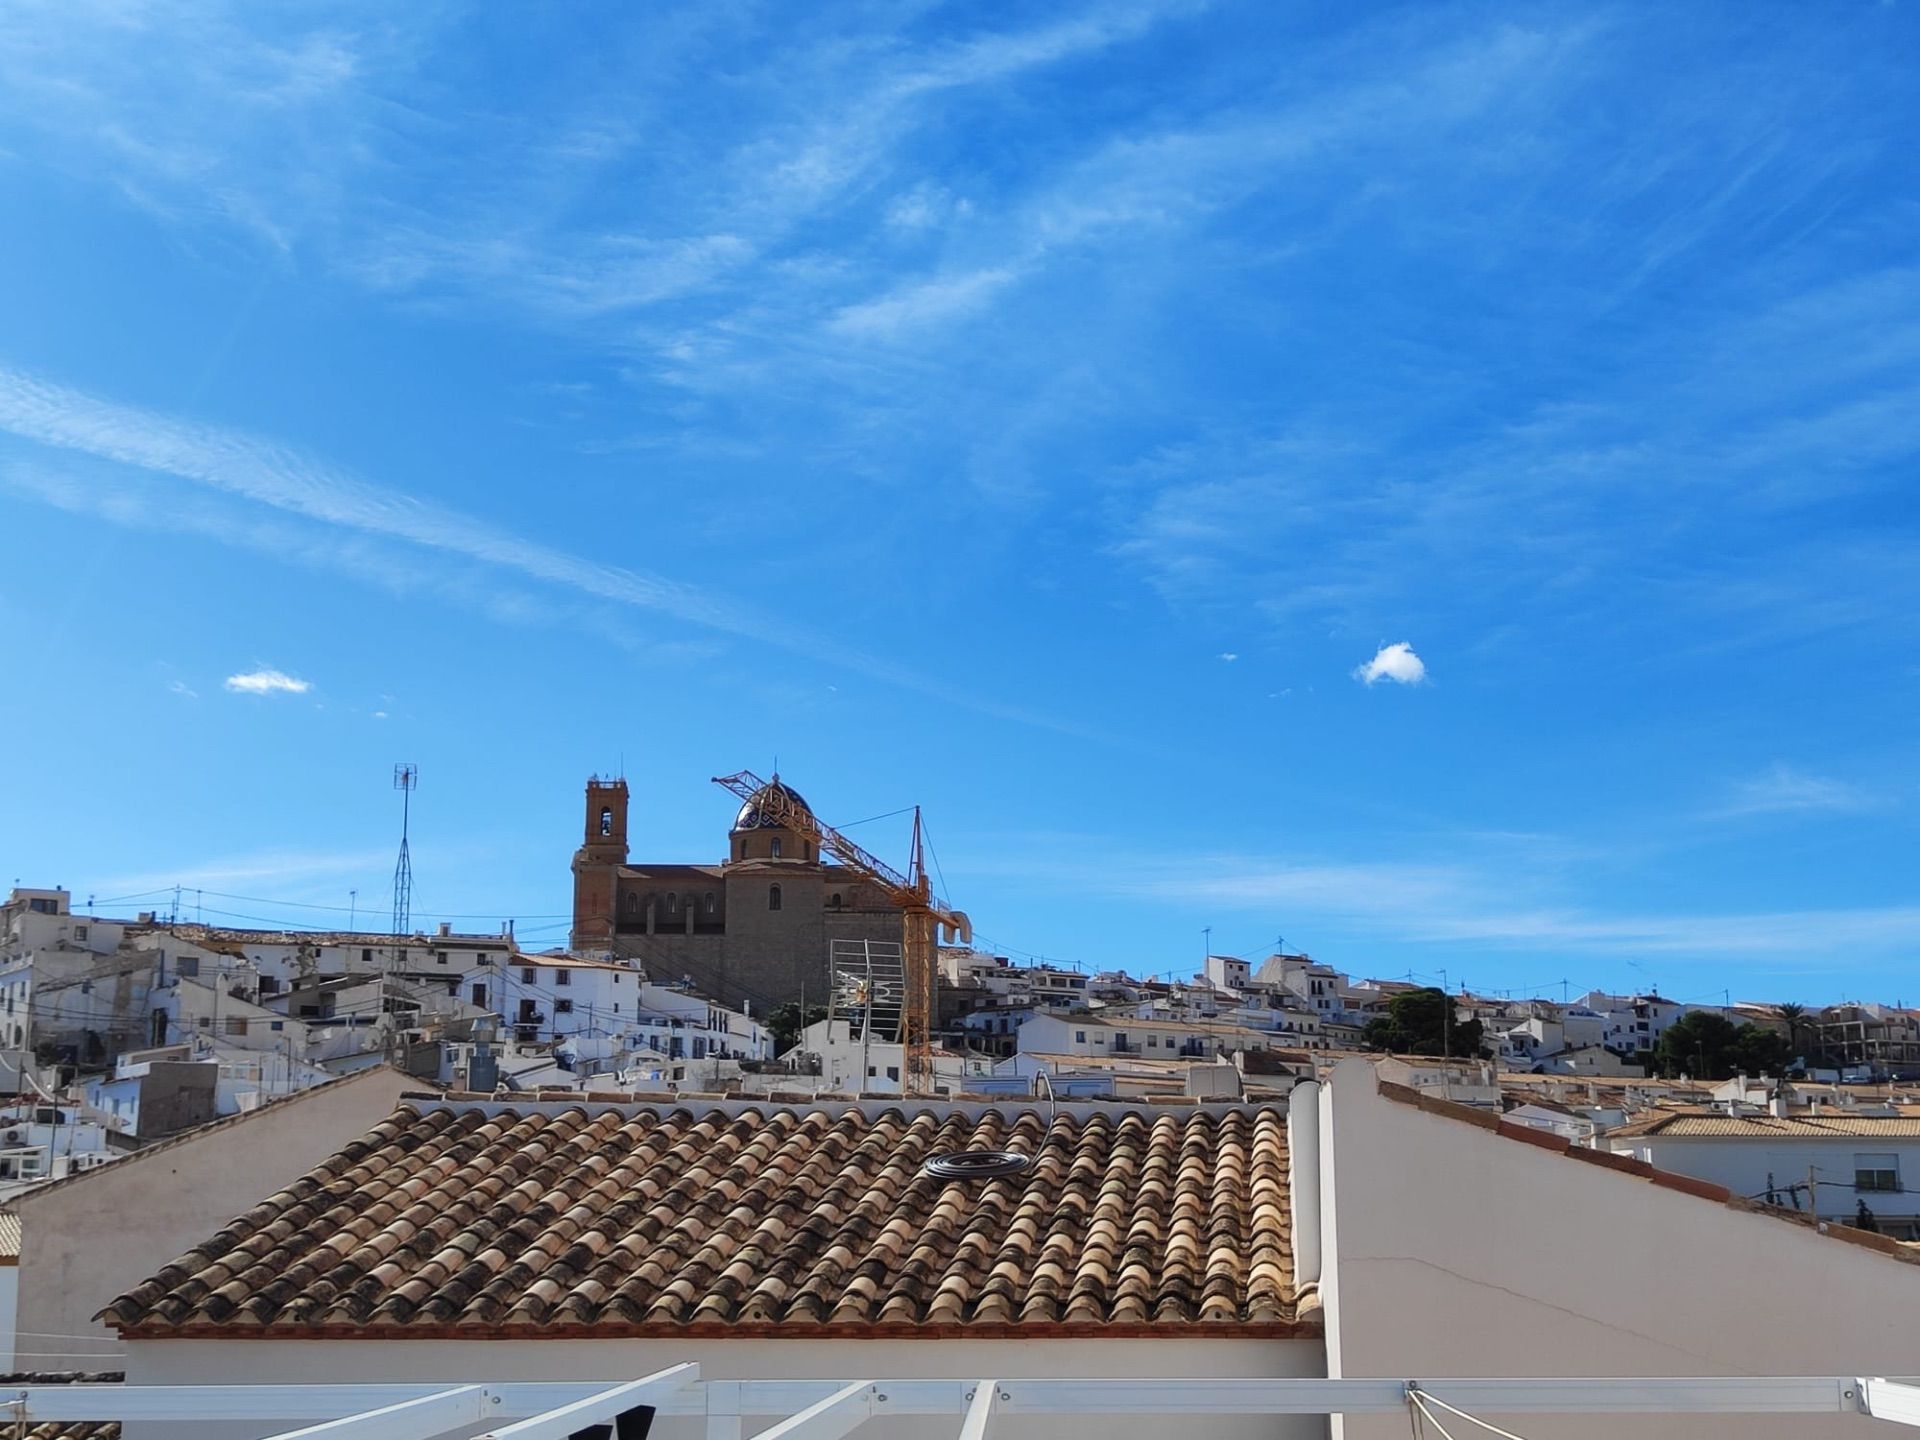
[571,777,629,952]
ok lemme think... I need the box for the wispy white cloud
[167,679,198,699]
[1354,641,1426,686]
[828,265,1021,339]
[1713,763,1882,819]
[980,841,1920,963]
[1218,651,1238,662]
[224,667,310,696]
[0,366,1100,738]
[87,847,392,899]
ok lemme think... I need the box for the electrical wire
[1411,1390,1534,1440]
[1407,1393,1460,1440]
[828,805,918,832]
[919,821,951,911]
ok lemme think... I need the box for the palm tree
[1777,1003,1807,1068]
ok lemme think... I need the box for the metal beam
[751,1380,875,1440]
[476,1366,699,1440]
[259,1387,491,1440]
[0,1374,1873,1424]
[1862,1379,1920,1428]
[987,1376,1862,1416]
[956,1380,998,1440]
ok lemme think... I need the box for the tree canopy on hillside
[1361,987,1485,1057]
[1651,1010,1793,1079]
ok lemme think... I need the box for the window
[74,925,88,940]
[1857,1153,1901,1192]
[829,892,842,909]
[362,948,373,964]
[270,1020,285,1032]
[437,950,449,965]
[886,1065,900,1082]
[520,967,536,984]
[769,837,783,858]
[612,1002,620,1013]
[704,894,716,914]
[471,983,487,1006]
[555,970,571,986]
[599,806,613,836]
[555,999,574,1015]
[226,1016,248,1036]
[1075,1030,1086,1043]
[667,895,678,914]
[177,955,200,978]
[768,884,782,912]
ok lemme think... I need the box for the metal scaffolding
[5,1369,1920,1439]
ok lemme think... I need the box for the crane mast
[711,770,970,1091]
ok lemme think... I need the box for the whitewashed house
[1603,1109,1920,1238]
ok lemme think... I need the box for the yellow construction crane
[711,770,970,1089]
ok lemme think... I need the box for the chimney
[437,921,452,938]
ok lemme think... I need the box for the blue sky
[1,1,1916,1003]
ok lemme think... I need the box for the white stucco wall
[13,1066,418,1367]
[1316,1058,1920,1440]
[121,1334,1327,1440]
[1615,1133,1920,1231]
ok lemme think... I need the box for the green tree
[767,1002,827,1055]
[1728,1023,1792,1077]
[1652,1011,1791,1079]
[1360,987,1484,1057]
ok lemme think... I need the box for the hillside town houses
[0,850,1915,1440]
[7,876,1918,1199]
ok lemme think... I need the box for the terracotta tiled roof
[20,1425,118,1440]
[102,1096,1303,1338]
[1607,1112,1920,1138]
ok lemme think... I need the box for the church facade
[569,775,905,1012]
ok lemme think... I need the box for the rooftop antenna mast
[392,763,418,937]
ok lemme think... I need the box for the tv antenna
[391,763,417,937]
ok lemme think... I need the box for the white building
[0,1097,117,1198]
[1602,1109,1920,1238]
[1017,1011,1279,1061]
[793,1015,907,1095]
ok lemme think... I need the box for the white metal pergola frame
[5,1369,1920,1438]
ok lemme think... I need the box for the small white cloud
[167,679,198,699]
[224,667,311,696]
[1354,641,1427,686]
[1219,652,1239,662]
[371,709,388,720]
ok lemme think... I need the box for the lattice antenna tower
[391,763,418,937]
